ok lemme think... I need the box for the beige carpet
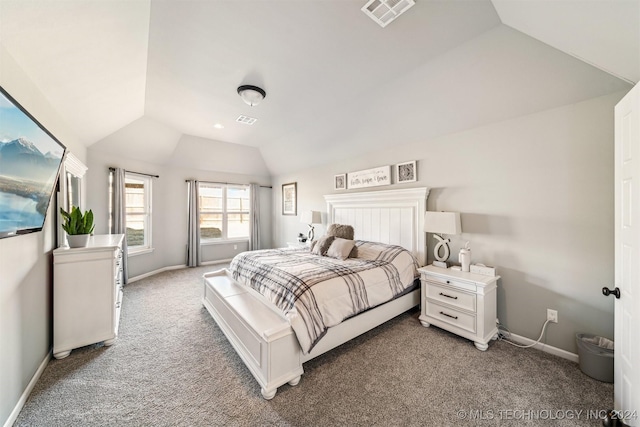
[15,265,612,426]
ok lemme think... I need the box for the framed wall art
[334,174,346,190]
[348,165,391,189]
[282,182,297,215]
[396,160,417,184]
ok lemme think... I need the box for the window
[125,173,152,252]
[199,183,250,242]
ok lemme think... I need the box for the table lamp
[300,210,322,242]
[424,211,461,268]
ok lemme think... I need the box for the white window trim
[201,238,249,246]
[199,183,250,243]
[125,172,153,253]
[128,247,155,256]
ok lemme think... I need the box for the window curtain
[249,183,260,251]
[187,180,201,267]
[110,167,128,284]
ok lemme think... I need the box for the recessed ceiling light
[213,123,224,129]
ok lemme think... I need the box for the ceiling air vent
[236,115,257,125]
[362,0,415,28]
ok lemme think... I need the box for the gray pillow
[348,245,358,259]
[311,235,335,256]
[326,238,356,260]
[327,224,354,240]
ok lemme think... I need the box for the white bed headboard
[324,187,430,266]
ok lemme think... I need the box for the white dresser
[418,265,499,351]
[53,234,124,359]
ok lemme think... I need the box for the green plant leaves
[60,206,95,235]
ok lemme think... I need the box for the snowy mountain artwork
[0,87,65,237]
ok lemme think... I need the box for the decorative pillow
[327,224,354,240]
[326,238,356,260]
[348,245,358,258]
[311,235,335,256]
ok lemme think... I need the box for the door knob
[602,287,621,299]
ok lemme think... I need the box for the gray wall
[86,149,272,279]
[0,45,87,425]
[272,91,625,354]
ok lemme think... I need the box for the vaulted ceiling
[0,0,637,176]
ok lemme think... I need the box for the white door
[614,82,640,426]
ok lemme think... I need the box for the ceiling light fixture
[237,85,266,107]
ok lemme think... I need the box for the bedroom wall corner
[86,148,272,279]
[271,91,626,355]
[0,43,86,427]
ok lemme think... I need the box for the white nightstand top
[286,242,309,249]
[418,264,500,286]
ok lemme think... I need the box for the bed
[202,187,429,399]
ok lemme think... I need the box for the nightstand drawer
[426,283,476,313]
[422,275,476,293]
[426,301,476,334]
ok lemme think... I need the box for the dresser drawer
[114,250,123,278]
[426,283,476,313]
[422,274,476,293]
[426,301,476,334]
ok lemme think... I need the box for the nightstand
[286,242,308,249]
[418,265,499,351]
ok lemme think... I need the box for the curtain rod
[185,179,272,189]
[109,167,159,178]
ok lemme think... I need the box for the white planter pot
[67,234,90,248]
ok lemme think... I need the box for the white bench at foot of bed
[203,268,420,399]
[202,269,303,399]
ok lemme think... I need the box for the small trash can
[576,333,614,383]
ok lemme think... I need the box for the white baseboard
[201,258,232,266]
[127,260,233,283]
[128,264,186,283]
[507,332,579,363]
[4,352,51,427]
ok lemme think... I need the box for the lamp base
[432,261,449,268]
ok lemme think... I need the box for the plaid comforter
[229,241,419,354]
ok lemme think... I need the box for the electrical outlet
[547,309,558,323]
[233,244,237,250]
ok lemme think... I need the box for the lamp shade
[424,211,461,235]
[300,210,322,225]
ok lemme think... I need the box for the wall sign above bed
[348,165,391,189]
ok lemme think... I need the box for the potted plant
[60,206,95,248]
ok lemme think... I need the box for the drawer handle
[439,292,458,300]
[440,311,458,320]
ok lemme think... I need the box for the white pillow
[326,238,356,260]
